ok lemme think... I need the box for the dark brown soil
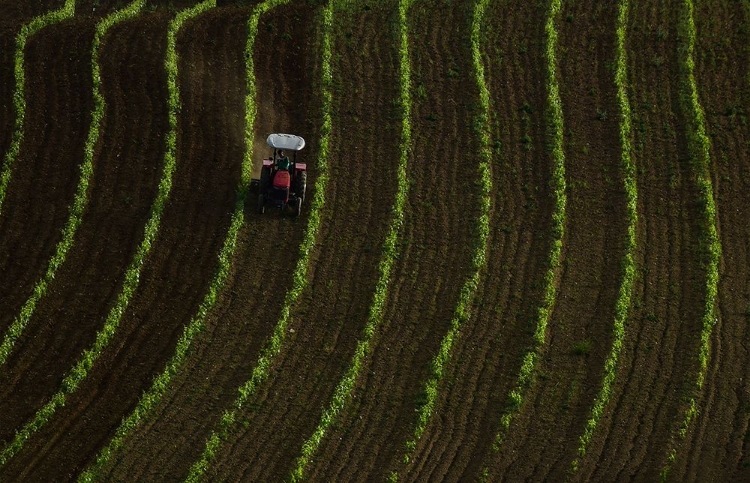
[0,18,96,348]
[305,2,480,480]
[209,3,400,481]
[1,1,748,481]
[0,0,64,157]
[488,1,628,481]
[578,2,708,481]
[400,0,554,480]
[0,3,247,479]
[677,0,750,481]
[94,4,316,481]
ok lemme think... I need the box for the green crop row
[569,0,637,474]
[0,0,147,368]
[0,0,76,216]
[390,0,493,478]
[0,0,148,467]
[0,0,213,471]
[487,0,567,461]
[184,1,331,481]
[288,0,412,480]
[660,0,721,479]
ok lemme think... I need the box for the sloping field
[0,0,748,481]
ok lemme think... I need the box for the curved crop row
[660,0,721,478]
[486,0,567,462]
[0,0,205,470]
[0,0,147,369]
[288,0,412,480]
[390,0,493,477]
[184,1,329,480]
[0,0,76,216]
[569,0,637,473]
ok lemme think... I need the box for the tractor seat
[273,170,291,189]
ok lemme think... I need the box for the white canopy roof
[266,133,305,151]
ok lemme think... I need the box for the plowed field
[0,0,747,481]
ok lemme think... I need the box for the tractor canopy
[267,133,305,151]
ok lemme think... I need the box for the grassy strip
[660,0,721,479]
[486,0,566,463]
[569,0,637,473]
[287,0,412,480]
[0,0,210,465]
[0,0,76,215]
[0,0,147,368]
[388,0,493,478]
[184,1,330,480]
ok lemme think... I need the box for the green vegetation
[288,0,413,480]
[0,0,149,466]
[184,1,330,480]
[488,0,567,458]
[0,0,148,368]
[0,0,76,216]
[569,1,638,472]
[660,0,721,479]
[390,0,493,476]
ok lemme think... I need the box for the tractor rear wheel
[296,171,307,203]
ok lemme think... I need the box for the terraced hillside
[0,0,747,481]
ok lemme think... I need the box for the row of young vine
[389,0,493,478]
[184,0,330,479]
[288,0,412,480]
[484,0,567,471]
[0,0,149,467]
[569,0,638,473]
[0,0,76,216]
[660,0,721,478]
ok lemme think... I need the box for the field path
[96,4,317,481]
[208,3,399,481]
[677,0,750,480]
[493,1,627,480]
[305,1,479,480]
[579,2,707,480]
[401,0,555,480]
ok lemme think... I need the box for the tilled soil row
[401,0,555,480]
[98,4,315,481]
[306,2,479,480]
[0,18,95,335]
[679,1,750,481]
[0,0,64,157]
[210,4,400,481]
[493,1,627,481]
[579,2,707,480]
[0,5,246,479]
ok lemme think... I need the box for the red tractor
[256,133,307,217]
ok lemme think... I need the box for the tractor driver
[276,150,291,172]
